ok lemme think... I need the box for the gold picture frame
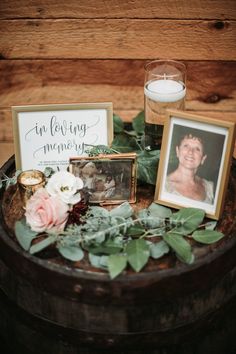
[69,153,137,205]
[12,102,113,171]
[154,110,236,219]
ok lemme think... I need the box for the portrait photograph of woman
[155,111,235,219]
[165,126,224,205]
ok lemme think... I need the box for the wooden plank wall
[0,0,236,165]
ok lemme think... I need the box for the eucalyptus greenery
[0,170,21,190]
[111,112,160,185]
[1,111,225,279]
[83,112,160,185]
[15,202,224,279]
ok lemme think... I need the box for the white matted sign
[12,103,113,171]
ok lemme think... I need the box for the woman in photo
[103,174,116,198]
[165,133,214,204]
[80,162,98,192]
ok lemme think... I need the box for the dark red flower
[67,199,88,226]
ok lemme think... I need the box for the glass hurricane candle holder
[17,170,45,205]
[144,59,186,150]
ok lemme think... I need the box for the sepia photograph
[69,153,137,204]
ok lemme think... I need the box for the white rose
[46,171,84,205]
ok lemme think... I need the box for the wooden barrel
[0,156,236,354]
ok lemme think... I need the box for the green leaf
[15,170,22,178]
[106,217,126,237]
[88,253,101,267]
[192,230,224,244]
[88,253,108,269]
[113,235,125,246]
[106,237,123,247]
[126,239,150,272]
[137,209,164,229]
[136,150,159,185]
[163,232,194,264]
[126,224,145,237]
[204,221,217,230]
[87,206,110,218]
[5,179,12,188]
[148,203,172,219]
[85,240,123,255]
[113,114,124,133]
[146,227,166,236]
[112,133,140,152]
[99,255,109,267]
[14,219,38,251]
[44,167,54,178]
[132,111,145,135]
[124,130,137,137]
[170,208,205,235]
[92,230,106,243]
[149,240,170,259]
[29,235,57,254]
[109,201,134,218]
[58,245,84,261]
[108,254,128,279]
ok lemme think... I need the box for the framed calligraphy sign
[12,103,113,171]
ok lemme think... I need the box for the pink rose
[25,188,69,233]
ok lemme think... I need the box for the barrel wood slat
[0,19,235,60]
[0,60,235,119]
[0,0,236,19]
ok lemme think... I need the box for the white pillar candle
[144,79,186,103]
[20,176,42,185]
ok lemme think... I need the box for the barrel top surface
[0,156,236,287]
[1,158,236,354]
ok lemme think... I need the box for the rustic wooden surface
[1,0,236,19]
[0,0,235,165]
[0,20,235,60]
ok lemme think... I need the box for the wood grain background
[0,0,235,165]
